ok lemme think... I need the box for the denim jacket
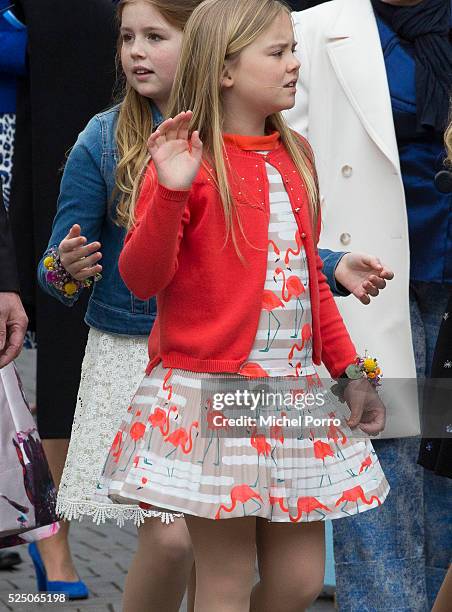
[38,104,346,336]
[37,105,160,335]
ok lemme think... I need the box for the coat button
[341,165,353,178]
[340,232,351,245]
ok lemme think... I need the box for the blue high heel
[28,543,89,600]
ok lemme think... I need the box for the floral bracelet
[331,353,382,403]
[357,353,383,388]
[43,246,101,299]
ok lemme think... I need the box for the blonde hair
[165,0,320,251]
[114,0,203,228]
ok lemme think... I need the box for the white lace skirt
[56,328,183,526]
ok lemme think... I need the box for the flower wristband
[43,246,101,299]
[332,353,382,402]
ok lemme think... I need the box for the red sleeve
[118,161,191,300]
[314,209,357,378]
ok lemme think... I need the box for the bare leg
[123,517,193,612]
[38,439,79,582]
[187,563,196,612]
[251,519,325,612]
[185,515,256,612]
[432,564,452,612]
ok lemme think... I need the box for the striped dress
[99,135,389,522]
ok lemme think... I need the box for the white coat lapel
[326,0,400,171]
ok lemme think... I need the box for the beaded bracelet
[43,246,102,299]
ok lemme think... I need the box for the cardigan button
[301,232,306,239]
[340,232,352,245]
[341,165,353,178]
[295,207,301,212]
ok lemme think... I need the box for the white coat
[285,0,419,436]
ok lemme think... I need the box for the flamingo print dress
[99,134,389,522]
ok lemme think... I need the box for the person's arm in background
[0,187,28,367]
[319,248,394,305]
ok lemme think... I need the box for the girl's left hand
[335,253,394,305]
[146,111,203,191]
[343,378,386,435]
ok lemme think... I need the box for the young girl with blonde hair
[101,1,390,609]
[37,1,203,609]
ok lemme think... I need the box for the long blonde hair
[165,0,320,250]
[114,0,203,228]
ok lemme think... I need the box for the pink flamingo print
[215,484,263,519]
[147,405,178,449]
[162,368,174,401]
[268,239,280,262]
[260,290,285,352]
[164,421,199,459]
[359,455,373,474]
[238,362,269,378]
[335,485,381,515]
[326,412,347,459]
[288,324,312,365]
[250,426,272,486]
[284,230,302,266]
[310,430,335,487]
[198,401,230,466]
[118,421,147,472]
[269,412,285,464]
[289,496,331,522]
[327,413,347,446]
[111,430,124,464]
[294,362,303,377]
[274,267,306,338]
[269,495,289,513]
[270,412,286,445]
[305,372,321,391]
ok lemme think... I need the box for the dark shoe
[0,550,23,570]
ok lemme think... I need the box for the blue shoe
[28,543,89,600]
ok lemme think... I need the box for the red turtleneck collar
[223,131,280,151]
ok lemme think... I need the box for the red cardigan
[119,134,357,378]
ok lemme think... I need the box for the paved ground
[0,518,335,612]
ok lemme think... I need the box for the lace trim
[56,497,184,527]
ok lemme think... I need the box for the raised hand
[335,253,394,305]
[58,224,102,281]
[147,111,203,190]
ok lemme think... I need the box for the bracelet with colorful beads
[43,246,101,299]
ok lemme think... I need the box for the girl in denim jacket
[37,2,202,610]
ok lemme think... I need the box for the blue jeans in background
[333,281,452,612]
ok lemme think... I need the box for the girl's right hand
[147,110,203,190]
[58,224,102,281]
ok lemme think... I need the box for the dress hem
[56,497,184,527]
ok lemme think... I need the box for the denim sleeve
[37,117,108,306]
[318,248,351,297]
